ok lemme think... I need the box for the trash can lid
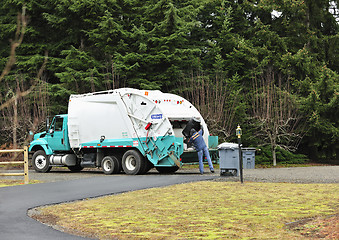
[218,142,238,150]
[242,147,256,151]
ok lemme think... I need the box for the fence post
[24,146,29,184]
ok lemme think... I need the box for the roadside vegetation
[0,179,40,187]
[32,181,338,239]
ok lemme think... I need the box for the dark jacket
[188,128,206,152]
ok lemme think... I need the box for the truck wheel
[102,156,120,175]
[32,150,52,173]
[155,166,179,174]
[67,165,84,172]
[122,150,146,175]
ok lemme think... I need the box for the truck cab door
[46,116,69,152]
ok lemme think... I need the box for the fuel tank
[50,154,76,166]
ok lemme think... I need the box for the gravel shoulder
[239,166,339,183]
[2,165,338,184]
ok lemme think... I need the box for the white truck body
[68,88,210,149]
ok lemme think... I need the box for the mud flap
[168,151,181,167]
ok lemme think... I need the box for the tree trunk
[305,1,311,49]
[272,128,277,166]
[272,145,277,166]
[13,96,18,149]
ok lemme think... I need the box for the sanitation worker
[188,127,215,175]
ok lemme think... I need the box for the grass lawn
[0,179,40,187]
[33,181,338,239]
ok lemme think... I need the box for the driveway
[0,166,338,239]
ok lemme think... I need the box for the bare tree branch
[178,70,240,140]
[0,52,48,111]
[0,6,27,82]
[251,66,306,165]
[0,6,49,153]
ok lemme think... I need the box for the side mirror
[46,117,50,130]
[49,129,54,135]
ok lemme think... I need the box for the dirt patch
[28,207,107,240]
[286,214,339,239]
[29,208,60,227]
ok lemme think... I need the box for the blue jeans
[197,147,214,174]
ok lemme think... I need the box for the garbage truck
[28,88,218,175]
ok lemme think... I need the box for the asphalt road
[0,166,338,240]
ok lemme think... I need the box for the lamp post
[236,125,243,183]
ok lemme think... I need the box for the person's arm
[188,136,192,143]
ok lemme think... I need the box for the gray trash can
[218,143,240,176]
[242,148,256,169]
[218,143,256,176]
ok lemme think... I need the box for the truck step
[80,161,96,168]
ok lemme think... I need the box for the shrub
[255,146,309,165]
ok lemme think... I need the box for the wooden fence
[0,146,29,184]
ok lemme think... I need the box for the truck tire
[102,156,120,175]
[32,150,52,173]
[143,160,154,174]
[122,150,146,175]
[67,165,84,172]
[155,166,179,174]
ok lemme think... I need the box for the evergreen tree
[0,0,338,162]
[301,66,339,162]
